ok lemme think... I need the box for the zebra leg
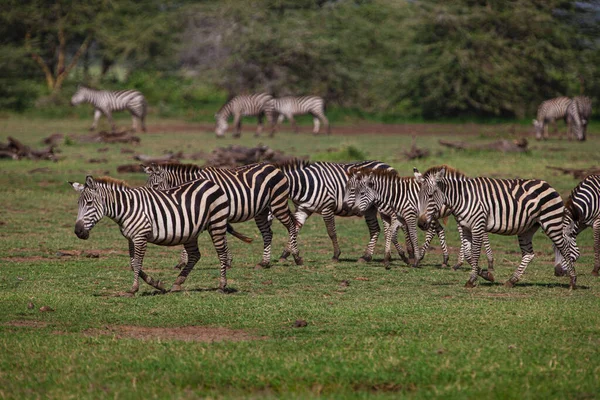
[593,220,600,276]
[482,232,494,271]
[401,213,421,268]
[388,216,410,265]
[105,111,116,132]
[322,115,331,135]
[289,115,298,134]
[91,109,102,131]
[131,114,137,131]
[453,224,466,270]
[171,241,201,292]
[422,221,449,268]
[141,114,147,132]
[380,214,397,269]
[128,239,165,294]
[322,209,341,261]
[312,117,321,135]
[207,224,230,291]
[266,110,275,137]
[282,210,302,266]
[233,114,242,138]
[255,212,274,268]
[359,208,381,262]
[280,209,311,260]
[174,249,188,270]
[505,228,537,287]
[463,228,485,288]
[256,113,264,137]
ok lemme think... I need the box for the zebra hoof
[294,257,304,266]
[591,270,599,277]
[570,276,577,290]
[331,257,339,263]
[480,271,495,282]
[255,263,270,270]
[441,263,449,269]
[554,264,566,277]
[358,256,371,263]
[170,284,183,292]
[464,280,476,289]
[503,280,515,288]
[452,264,462,271]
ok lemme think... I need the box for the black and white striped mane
[156,163,201,173]
[347,167,403,181]
[422,165,467,179]
[92,176,131,188]
[272,158,311,170]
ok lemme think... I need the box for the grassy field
[1,114,599,399]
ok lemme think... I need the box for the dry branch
[0,137,58,161]
[546,165,600,180]
[439,138,528,153]
[75,130,140,144]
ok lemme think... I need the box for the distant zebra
[144,162,302,268]
[344,167,495,270]
[415,165,578,289]
[71,86,147,132]
[567,96,592,141]
[563,174,600,275]
[273,159,400,263]
[532,96,571,140]
[271,96,330,135]
[70,175,237,295]
[215,93,275,138]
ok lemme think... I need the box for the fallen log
[75,130,140,144]
[0,137,58,161]
[439,138,528,153]
[546,165,600,180]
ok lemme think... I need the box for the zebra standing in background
[415,165,578,289]
[532,96,571,140]
[70,86,147,132]
[562,175,600,276]
[70,175,239,295]
[344,167,495,270]
[273,159,401,263]
[144,162,303,268]
[271,95,330,135]
[215,93,275,138]
[567,96,592,141]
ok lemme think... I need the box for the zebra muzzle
[74,221,90,240]
[417,215,429,230]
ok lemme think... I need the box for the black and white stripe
[144,162,302,268]
[415,165,577,288]
[567,96,592,141]
[273,159,398,263]
[70,176,231,295]
[532,96,571,140]
[271,95,330,135]
[215,93,275,137]
[563,174,600,275]
[71,86,147,132]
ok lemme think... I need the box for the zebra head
[342,168,362,212]
[351,174,376,215]
[553,210,581,277]
[70,85,88,106]
[571,119,587,141]
[532,119,544,138]
[214,113,228,137]
[143,163,170,190]
[415,167,446,231]
[70,176,106,240]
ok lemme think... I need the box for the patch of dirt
[84,325,267,342]
[5,320,48,328]
[475,292,529,298]
[1,256,49,262]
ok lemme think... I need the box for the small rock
[339,280,350,287]
[39,305,54,312]
[27,302,34,309]
[508,344,517,350]
[293,319,308,328]
[436,348,445,354]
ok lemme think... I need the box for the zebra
[344,167,495,270]
[414,165,578,289]
[273,159,401,263]
[70,175,240,295]
[271,95,330,135]
[562,174,600,276]
[70,85,147,132]
[215,93,275,138]
[144,162,302,268]
[567,96,592,141]
[532,96,571,140]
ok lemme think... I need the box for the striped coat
[215,93,275,137]
[271,95,330,134]
[70,176,232,295]
[71,86,147,132]
[532,96,571,140]
[567,96,592,141]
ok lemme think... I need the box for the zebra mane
[93,176,131,188]
[348,167,405,181]
[155,162,200,173]
[272,158,311,170]
[422,165,466,179]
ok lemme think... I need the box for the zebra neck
[216,105,232,120]
[101,186,130,224]
[438,178,468,216]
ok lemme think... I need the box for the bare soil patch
[84,325,267,342]
[5,320,49,328]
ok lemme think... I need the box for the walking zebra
[215,93,275,138]
[414,165,578,289]
[567,96,592,141]
[532,96,571,140]
[71,86,147,132]
[344,167,495,270]
[273,159,399,263]
[70,176,236,295]
[562,174,600,275]
[144,162,302,268]
[271,95,330,135]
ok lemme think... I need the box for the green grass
[1,115,599,399]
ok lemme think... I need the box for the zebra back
[216,93,274,119]
[272,96,325,116]
[536,96,571,122]
[565,174,600,228]
[71,86,147,117]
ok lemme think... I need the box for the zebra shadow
[476,281,588,290]
[136,287,239,296]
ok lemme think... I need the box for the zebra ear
[413,167,423,183]
[85,175,96,189]
[435,168,446,181]
[69,181,85,193]
[141,164,153,174]
[364,175,373,187]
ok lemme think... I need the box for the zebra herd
[71,159,598,295]
[533,95,592,141]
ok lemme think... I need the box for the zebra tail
[227,223,253,243]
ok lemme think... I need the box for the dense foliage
[1,0,598,118]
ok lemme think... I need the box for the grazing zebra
[215,93,275,138]
[344,167,495,270]
[70,176,236,295]
[562,175,600,276]
[144,162,302,268]
[271,95,330,135]
[567,96,592,141]
[70,86,147,132]
[532,96,571,140]
[414,165,578,289]
[273,159,400,263]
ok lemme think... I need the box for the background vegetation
[1,0,599,120]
